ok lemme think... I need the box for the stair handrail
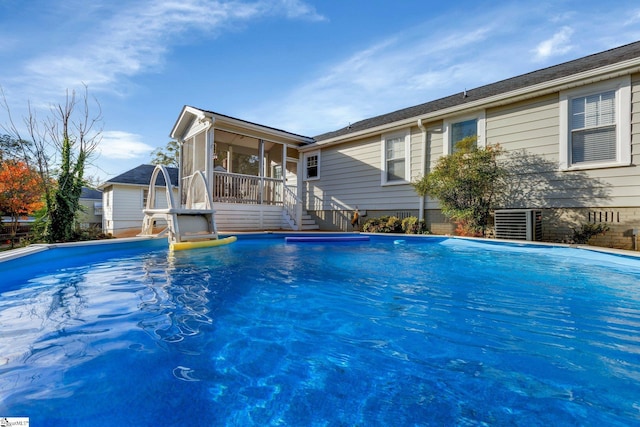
[283,184,302,229]
[146,165,177,212]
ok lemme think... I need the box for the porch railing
[212,172,284,205]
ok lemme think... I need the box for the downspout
[417,118,427,221]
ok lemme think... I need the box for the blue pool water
[1,235,640,425]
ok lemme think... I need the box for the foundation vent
[589,211,620,223]
[395,211,412,219]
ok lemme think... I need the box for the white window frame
[559,76,631,170]
[142,188,149,209]
[304,151,320,181]
[443,111,486,156]
[381,129,410,186]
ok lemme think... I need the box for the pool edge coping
[1,232,639,263]
[0,236,162,263]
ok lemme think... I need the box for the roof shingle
[314,40,640,141]
[104,164,179,187]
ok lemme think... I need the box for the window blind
[386,137,405,181]
[571,91,616,164]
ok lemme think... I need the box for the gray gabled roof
[193,107,314,141]
[314,40,640,141]
[80,187,102,200]
[171,105,316,144]
[103,164,179,187]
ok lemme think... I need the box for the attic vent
[494,209,542,241]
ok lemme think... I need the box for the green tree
[412,137,506,236]
[151,140,179,168]
[47,89,102,242]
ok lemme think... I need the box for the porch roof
[170,106,315,145]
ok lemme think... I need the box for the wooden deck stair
[283,210,319,230]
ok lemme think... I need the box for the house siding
[78,198,102,228]
[216,204,287,231]
[479,76,640,248]
[305,74,640,248]
[303,126,428,230]
[103,184,177,237]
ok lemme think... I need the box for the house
[78,187,103,229]
[169,41,640,250]
[98,164,179,237]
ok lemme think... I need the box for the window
[571,91,615,163]
[142,189,149,208]
[560,76,630,169]
[304,151,320,180]
[381,130,410,185]
[443,112,485,155]
[451,119,477,150]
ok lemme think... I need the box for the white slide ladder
[140,165,218,244]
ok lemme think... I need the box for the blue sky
[1,0,640,182]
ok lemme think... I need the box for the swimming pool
[1,234,640,425]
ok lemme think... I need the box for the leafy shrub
[412,139,506,237]
[401,216,429,234]
[362,216,403,233]
[454,219,483,237]
[72,225,115,242]
[570,223,609,244]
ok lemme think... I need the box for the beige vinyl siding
[424,122,444,210]
[304,126,422,211]
[409,128,423,181]
[486,94,559,156]
[630,72,640,167]
[485,82,640,209]
[78,198,102,226]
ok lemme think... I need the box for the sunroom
[168,106,318,231]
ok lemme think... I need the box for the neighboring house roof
[99,164,179,188]
[80,187,102,200]
[314,40,640,142]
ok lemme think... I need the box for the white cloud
[273,0,326,21]
[624,9,640,26]
[246,24,497,134]
[98,131,154,159]
[532,26,574,62]
[13,0,325,98]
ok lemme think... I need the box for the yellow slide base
[170,236,238,251]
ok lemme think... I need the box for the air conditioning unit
[494,209,542,241]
